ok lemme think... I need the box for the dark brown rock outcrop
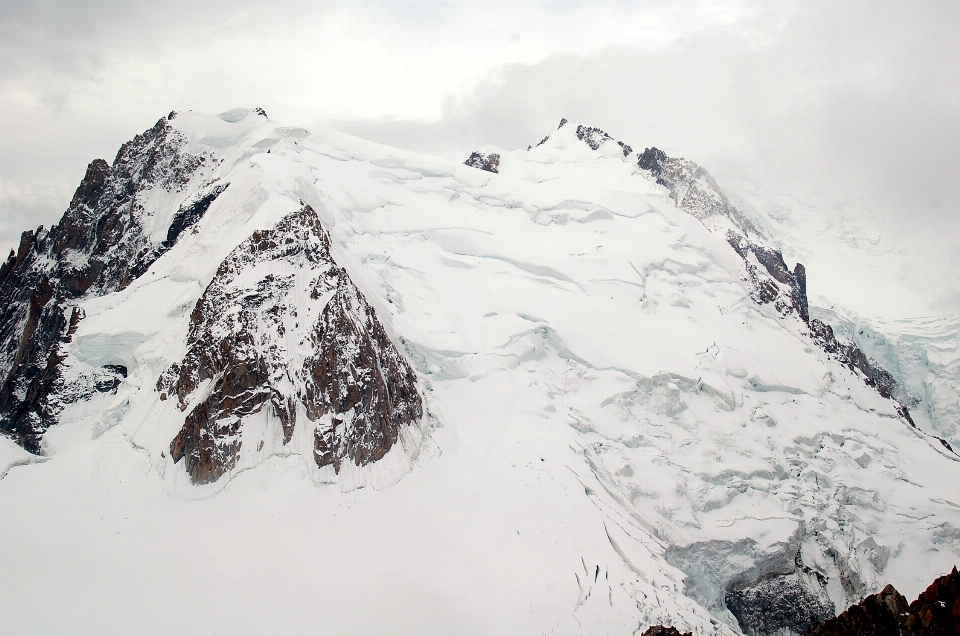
[806,566,960,635]
[0,114,221,452]
[903,566,960,636]
[807,584,909,636]
[158,205,422,484]
[726,231,809,323]
[809,318,904,403]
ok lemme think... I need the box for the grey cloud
[337,4,960,312]
[344,6,960,219]
[2,1,957,312]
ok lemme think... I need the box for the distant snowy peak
[522,118,634,157]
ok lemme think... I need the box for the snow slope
[1,110,958,636]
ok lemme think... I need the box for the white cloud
[1,0,957,313]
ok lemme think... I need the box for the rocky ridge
[636,147,761,234]
[0,113,223,452]
[157,205,423,484]
[633,144,953,452]
[576,124,633,156]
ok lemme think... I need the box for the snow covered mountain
[1,109,958,635]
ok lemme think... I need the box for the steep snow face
[0,111,958,636]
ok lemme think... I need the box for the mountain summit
[1,110,958,635]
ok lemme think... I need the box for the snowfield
[1,109,958,635]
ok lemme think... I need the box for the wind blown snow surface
[1,110,958,635]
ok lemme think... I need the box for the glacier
[0,108,958,635]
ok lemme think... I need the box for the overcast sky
[2,1,958,316]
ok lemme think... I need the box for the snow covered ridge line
[465,120,955,456]
[630,140,958,453]
[636,144,956,455]
[0,112,226,452]
[157,204,423,484]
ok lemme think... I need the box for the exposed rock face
[0,114,219,452]
[805,317,955,452]
[727,231,809,322]
[637,147,759,234]
[809,319,902,402]
[158,205,422,484]
[807,566,959,635]
[51,114,211,296]
[576,125,633,156]
[464,151,500,173]
[639,626,692,636]
[530,118,570,149]
[903,565,960,636]
[129,183,229,280]
[636,146,806,321]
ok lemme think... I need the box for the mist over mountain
[3,2,959,316]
